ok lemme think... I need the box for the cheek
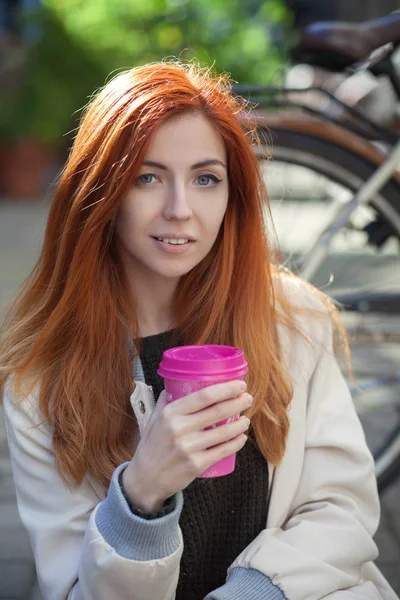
[115,197,150,236]
[115,208,131,238]
[114,205,139,251]
[203,196,228,235]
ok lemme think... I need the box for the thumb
[144,389,169,431]
[150,388,169,419]
[140,389,168,436]
[155,388,169,411]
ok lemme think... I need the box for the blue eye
[137,174,156,184]
[197,174,222,186]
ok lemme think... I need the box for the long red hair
[0,61,342,488]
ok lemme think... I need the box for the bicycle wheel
[255,124,400,493]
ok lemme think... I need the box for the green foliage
[0,8,104,143]
[0,0,290,143]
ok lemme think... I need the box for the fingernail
[247,394,253,405]
[239,381,247,391]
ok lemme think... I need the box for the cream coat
[3,279,398,600]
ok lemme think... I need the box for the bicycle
[234,12,400,494]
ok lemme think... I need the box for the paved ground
[0,198,400,599]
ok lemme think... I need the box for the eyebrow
[142,159,227,171]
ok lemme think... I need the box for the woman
[1,61,397,600]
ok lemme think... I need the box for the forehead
[144,112,227,164]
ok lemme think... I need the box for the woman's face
[115,112,229,285]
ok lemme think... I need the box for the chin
[152,256,202,278]
[155,265,196,279]
[141,245,211,279]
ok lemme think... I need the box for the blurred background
[1,1,400,598]
[0,0,399,199]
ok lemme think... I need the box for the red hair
[0,61,343,487]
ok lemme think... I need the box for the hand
[122,380,252,511]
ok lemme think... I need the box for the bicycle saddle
[292,13,400,71]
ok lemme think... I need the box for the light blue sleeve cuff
[95,462,183,561]
[204,567,287,600]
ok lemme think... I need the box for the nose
[162,181,192,221]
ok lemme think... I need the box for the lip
[151,237,195,254]
[151,234,196,241]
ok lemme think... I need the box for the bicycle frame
[233,57,400,287]
[299,138,400,281]
[233,84,399,145]
[234,39,400,144]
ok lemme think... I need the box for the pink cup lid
[157,344,248,381]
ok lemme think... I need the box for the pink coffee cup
[157,344,248,478]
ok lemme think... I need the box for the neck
[128,272,178,338]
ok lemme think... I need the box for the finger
[203,415,250,448]
[189,392,252,431]
[200,432,248,470]
[183,415,251,453]
[170,380,247,416]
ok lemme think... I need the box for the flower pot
[0,138,53,199]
